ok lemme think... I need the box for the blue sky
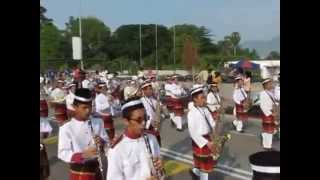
[42,0,279,42]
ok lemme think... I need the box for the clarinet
[143,133,165,180]
[88,120,106,180]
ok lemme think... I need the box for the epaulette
[111,134,123,149]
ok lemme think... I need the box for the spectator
[213,71,222,88]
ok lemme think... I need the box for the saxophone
[211,133,231,160]
[241,89,252,113]
[208,98,231,161]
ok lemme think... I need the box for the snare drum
[53,103,67,123]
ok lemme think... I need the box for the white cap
[190,86,204,95]
[262,78,272,84]
[124,86,139,100]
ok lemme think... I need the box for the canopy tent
[229,59,260,70]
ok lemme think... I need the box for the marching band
[40,69,280,180]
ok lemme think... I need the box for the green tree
[64,16,111,59]
[40,2,52,28]
[40,23,64,60]
[266,51,280,59]
[227,32,241,56]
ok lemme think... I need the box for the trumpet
[143,133,165,180]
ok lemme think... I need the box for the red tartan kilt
[40,100,49,117]
[165,97,184,115]
[192,135,216,172]
[235,104,248,120]
[101,114,114,129]
[69,162,101,180]
[211,111,220,120]
[262,115,276,133]
[70,172,96,180]
[54,103,67,122]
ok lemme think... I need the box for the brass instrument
[272,102,280,137]
[153,93,162,131]
[143,133,165,180]
[211,133,231,160]
[88,120,107,180]
[211,112,231,161]
[207,95,231,161]
[241,89,252,113]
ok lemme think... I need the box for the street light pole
[79,0,84,70]
[155,24,158,79]
[173,24,176,72]
[139,24,142,66]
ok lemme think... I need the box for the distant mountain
[241,36,280,58]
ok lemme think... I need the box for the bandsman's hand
[94,135,104,147]
[207,142,216,154]
[82,146,97,159]
[153,157,163,172]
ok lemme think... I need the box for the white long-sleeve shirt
[187,106,215,148]
[107,133,161,180]
[58,118,108,163]
[95,93,111,115]
[165,83,184,98]
[233,87,247,105]
[274,85,280,102]
[207,92,221,112]
[259,90,276,116]
[141,96,157,129]
[65,92,75,111]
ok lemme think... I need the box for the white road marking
[161,147,253,179]
[160,150,252,180]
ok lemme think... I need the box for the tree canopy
[40,4,262,72]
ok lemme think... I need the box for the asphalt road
[43,82,279,180]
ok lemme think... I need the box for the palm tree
[227,32,241,56]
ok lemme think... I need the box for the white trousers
[261,132,273,148]
[170,113,183,129]
[192,168,208,180]
[233,120,243,131]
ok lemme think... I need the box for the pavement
[43,82,280,180]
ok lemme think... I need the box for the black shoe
[176,128,183,132]
[238,130,245,133]
[188,169,199,180]
[232,122,237,130]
